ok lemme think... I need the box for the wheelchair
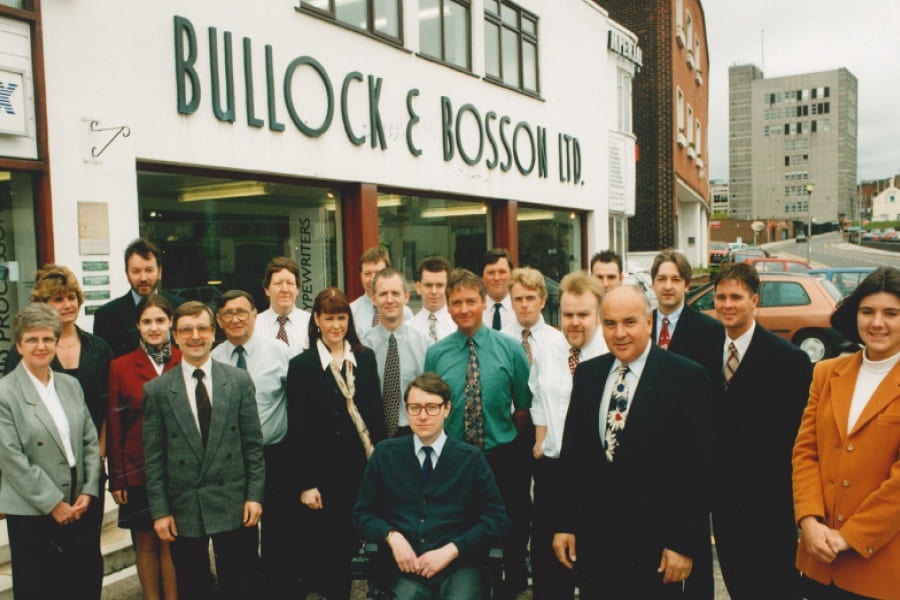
[352,540,507,599]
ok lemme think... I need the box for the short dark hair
[172,300,215,329]
[830,266,900,344]
[372,267,406,293]
[714,262,760,295]
[124,238,163,271]
[360,247,391,271]
[405,372,451,405]
[263,257,300,289]
[589,250,622,274]
[650,249,692,282]
[307,287,364,354]
[134,293,175,323]
[417,256,451,281]
[218,289,257,312]
[480,248,514,274]
[446,268,486,299]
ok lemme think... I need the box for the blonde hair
[30,264,84,307]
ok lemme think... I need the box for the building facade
[728,65,858,227]
[871,180,899,222]
[710,178,728,215]
[601,0,711,267]
[0,0,639,359]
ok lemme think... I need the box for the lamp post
[805,183,814,262]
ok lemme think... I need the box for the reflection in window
[419,0,470,70]
[484,0,538,94]
[137,171,340,312]
[300,0,401,42]
[0,171,37,361]
[518,207,582,326]
[377,194,488,310]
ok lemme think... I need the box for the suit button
[37,441,43,446]
[842,480,850,487]
[867,546,874,555]
[837,515,845,522]
[420,518,425,523]
[846,444,854,452]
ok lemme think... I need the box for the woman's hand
[800,516,837,563]
[300,487,323,510]
[112,490,128,505]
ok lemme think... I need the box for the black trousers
[261,440,298,597]
[530,456,577,600]
[7,499,104,600]
[486,438,532,594]
[801,577,876,600]
[170,525,260,600]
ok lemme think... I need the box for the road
[765,231,900,269]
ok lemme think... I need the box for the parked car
[722,247,768,265]
[727,242,750,252]
[795,230,808,243]
[878,227,897,241]
[861,228,880,242]
[744,257,812,273]
[687,272,850,363]
[709,241,728,265]
[807,267,876,297]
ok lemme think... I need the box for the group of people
[0,235,896,600]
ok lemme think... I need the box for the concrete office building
[728,65,857,228]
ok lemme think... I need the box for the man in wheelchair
[354,373,511,599]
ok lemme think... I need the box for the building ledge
[687,145,696,160]
[694,70,703,85]
[677,133,687,148]
[686,50,695,70]
[676,26,686,48]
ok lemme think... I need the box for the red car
[744,257,812,273]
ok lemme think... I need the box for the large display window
[0,170,37,364]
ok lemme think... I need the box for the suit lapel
[133,349,159,384]
[827,355,859,439]
[200,363,232,476]
[586,354,615,454]
[15,366,69,458]
[849,358,900,436]
[621,346,659,440]
[167,370,204,460]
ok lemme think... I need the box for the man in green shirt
[424,268,532,598]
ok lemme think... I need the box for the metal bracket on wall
[89,120,131,157]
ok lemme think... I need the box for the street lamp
[804,183,814,262]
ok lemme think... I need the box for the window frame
[483,0,540,95]
[298,0,404,46]
[418,0,472,71]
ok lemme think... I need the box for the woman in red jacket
[793,267,900,600]
[107,294,181,600]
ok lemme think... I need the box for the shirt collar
[657,303,684,329]
[725,320,756,359]
[414,430,447,459]
[131,289,144,306]
[23,365,54,392]
[316,338,357,369]
[180,357,212,380]
[611,340,652,379]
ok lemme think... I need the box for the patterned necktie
[604,365,630,462]
[421,446,434,481]
[233,345,247,370]
[193,369,212,448]
[521,328,532,365]
[276,315,289,345]
[463,337,484,448]
[383,333,401,437]
[372,306,380,327]
[568,346,580,376]
[724,342,740,386]
[658,317,671,350]
[492,303,502,330]
[427,312,438,342]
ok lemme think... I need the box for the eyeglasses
[176,324,214,336]
[20,335,58,347]
[218,309,252,322]
[405,403,445,416]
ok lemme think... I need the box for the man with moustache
[362,268,429,438]
[352,247,414,339]
[408,256,455,343]
[528,272,607,599]
[553,285,712,598]
[481,249,515,331]
[256,257,311,355]
[211,290,295,596]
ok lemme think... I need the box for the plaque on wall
[78,202,110,255]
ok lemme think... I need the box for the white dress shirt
[482,294,514,331]
[180,358,213,433]
[351,295,414,339]
[408,305,456,344]
[362,322,429,428]
[599,342,651,441]
[257,306,310,356]
[722,320,756,372]
[502,316,558,364]
[211,332,293,445]
[414,431,448,469]
[655,303,684,345]
[24,369,76,467]
[316,339,357,370]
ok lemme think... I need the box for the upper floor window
[693,35,701,69]
[685,11,693,53]
[617,69,632,133]
[419,0,471,70]
[484,0,539,94]
[300,0,402,43]
[675,0,683,31]
[695,120,702,156]
[676,87,684,131]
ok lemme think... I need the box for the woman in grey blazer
[0,303,102,599]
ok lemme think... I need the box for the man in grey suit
[143,300,265,599]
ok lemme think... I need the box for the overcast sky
[703,0,900,183]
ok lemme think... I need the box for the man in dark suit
[553,285,713,598]
[650,249,723,600]
[143,301,265,599]
[94,238,184,358]
[354,372,510,598]
[710,263,812,599]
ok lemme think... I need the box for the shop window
[0,171,37,363]
[518,207,582,327]
[137,171,340,312]
[376,193,488,310]
[419,0,470,70]
[484,0,539,94]
[300,0,402,43]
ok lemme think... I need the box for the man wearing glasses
[354,373,510,599]
[211,289,296,596]
[143,301,265,599]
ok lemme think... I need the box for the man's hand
[417,543,458,579]
[552,533,577,569]
[657,548,692,584]
[71,494,92,517]
[300,488,323,510]
[111,490,128,505]
[799,516,837,563]
[243,501,263,527]
[387,531,420,574]
[154,515,178,542]
[50,500,77,525]
[533,427,547,459]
